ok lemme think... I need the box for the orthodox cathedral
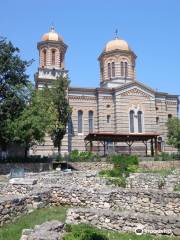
[32,27,179,156]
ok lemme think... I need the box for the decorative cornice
[121,88,151,98]
[103,96,113,100]
[68,96,96,101]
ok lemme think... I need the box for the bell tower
[35,26,68,89]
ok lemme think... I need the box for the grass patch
[174,184,180,191]
[0,206,68,240]
[63,224,178,240]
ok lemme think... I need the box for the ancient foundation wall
[66,208,180,236]
[0,163,53,175]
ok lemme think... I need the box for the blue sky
[0,0,180,95]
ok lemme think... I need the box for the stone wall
[0,190,50,226]
[66,208,180,236]
[0,163,53,175]
[0,171,179,235]
[139,161,180,170]
[68,162,113,171]
[127,171,180,191]
[50,186,180,216]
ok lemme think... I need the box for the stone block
[9,178,37,185]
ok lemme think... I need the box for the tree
[166,117,180,154]
[0,37,32,152]
[11,88,54,157]
[49,74,71,156]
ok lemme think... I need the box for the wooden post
[145,141,148,157]
[151,139,154,157]
[103,141,106,156]
[90,141,93,152]
[154,137,158,156]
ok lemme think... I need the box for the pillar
[151,139,154,157]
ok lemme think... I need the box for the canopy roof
[84,132,159,142]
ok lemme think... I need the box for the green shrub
[127,164,138,173]
[160,152,171,161]
[154,155,160,161]
[100,155,139,188]
[70,150,79,161]
[174,184,180,191]
[107,176,127,188]
[64,224,108,240]
[56,150,101,163]
[109,155,139,166]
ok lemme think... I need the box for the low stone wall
[68,162,113,171]
[66,208,180,236]
[139,161,180,171]
[50,186,180,216]
[0,190,50,226]
[127,172,180,191]
[0,195,29,226]
[0,163,53,175]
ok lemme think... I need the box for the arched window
[78,110,83,133]
[107,115,111,124]
[108,63,111,78]
[168,114,172,119]
[129,110,134,133]
[88,111,93,132]
[125,62,128,78]
[121,61,124,76]
[51,49,56,65]
[156,117,159,125]
[112,62,115,77]
[68,114,73,135]
[42,49,47,66]
[138,111,143,133]
[60,52,63,67]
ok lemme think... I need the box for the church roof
[104,38,130,52]
[42,26,63,42]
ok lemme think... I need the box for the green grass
[63,224,179,240]
[0,206,68,240]
[174,184,180,191]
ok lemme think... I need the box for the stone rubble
[0,169,179,236]
[20,220,64,240]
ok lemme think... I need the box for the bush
[106,176,127,188]
[99,155,139,188]
[69,150,101,162]
[108,155,139,166]
[55,150,101,162]
[174,184,180,191]
[154,153,180,162]
[64,224,108,240]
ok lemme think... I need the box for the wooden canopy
[84,132,159,156]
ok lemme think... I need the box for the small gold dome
[42,26,63,41]
[105,38,130,52]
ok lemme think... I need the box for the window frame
[112,62,115,77]
[51,49,56,65]
[77,110,83,134]
[88,111,94,133]
[129,110,135,133]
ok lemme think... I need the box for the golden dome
[104,38,130,52]
[42,26,63,41]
